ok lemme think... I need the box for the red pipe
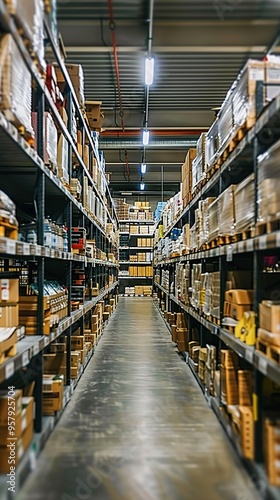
[107,0,130,181]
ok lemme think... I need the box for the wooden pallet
[210,315,221,326]
[206,162,219,180]
[0,216,18,240]
[256,338,280,365]
[255,216,280,236]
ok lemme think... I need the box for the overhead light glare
[121,192,132,195]
[142,129,149,146]
[140,163,147,174]
[145,57,154,86]
[140,182,145,191]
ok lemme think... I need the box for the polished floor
[18,298,259,500]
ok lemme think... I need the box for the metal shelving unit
[153,88,280,493]
[0,1,119,491]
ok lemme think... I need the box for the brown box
[71,336,85,350]
[0,304,19,327]
[85,101,104,130]
[0,421,33,473]
[221,366,238,405]
[259,301,280,334]
[0,279,19,302]
[0,390,22,425]
[44,353,66,374]
[239,406,254,460]
[224,289,254,321]
[238,370,253,407]
[0,396,34,445]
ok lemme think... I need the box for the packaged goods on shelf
[190,264,202,310]
[0,392,34,473]
[219,185,236,237]
[205,345,216,396]
[55,64,85,108]
[0,327,18,360]
[205,118,220,170]
[43,374,64,415]
[220,349,239,406]
[191,134,206,192]
[218,89,234,152]
[234,174,255,234]
[154,201,167,222]
[32,112,58,172]
[266,56,280,101]
[57,133,69,184]
[207,197,220,242]
[232,60,265,131]
[46,64,64,106]
[259,300,280,334]
[197,198,215,247]
[264,418,280,485]
[224,289,254,321]
[0,190,18,238]
[239,406,254,460]
[85,101,104,130]
[12,0,45,73]
[190,224,198,252]
[0,34,34,137]
[258,140,280,221]
[19,281,68,334]
[181,148,196,206]
[238,370,253,406]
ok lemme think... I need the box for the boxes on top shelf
[85,101,104,131]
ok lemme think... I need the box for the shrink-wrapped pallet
[0,34,33,137]
[219,185,236,236]
[190,224,198,252]
[232,60,265,131]
[218,90,234,152]
[234,174,255,234]
[258,139,280,221]
[12,0,45,73]
[206,118,220,171]
[207,198,220,242]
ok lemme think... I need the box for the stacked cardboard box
[205,345,216,396]
[0,391,34,472]
[85,101,104,131]
[43,374,64,415]
[220,350,239,406]
[265,419,280,485]
[181,149,196,207]
[0,278,19,329]
[198,348,207,383]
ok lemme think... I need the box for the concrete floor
[17,298,259,500]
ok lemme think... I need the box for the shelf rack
[153,86,280,492]
[0,1,119,490]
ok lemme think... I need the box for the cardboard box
[259,301,280,334]
[0,304,19,327]
[239,406,254,460]
[238,370,253,407]
[224,289,254,321]
[71,336,85,350]
[0,421,33,473]
[0,390,22,425]
[0,279,19,302]
[85,101,104,129]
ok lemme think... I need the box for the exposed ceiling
[57,0,280,205]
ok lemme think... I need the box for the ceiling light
[140,163,147,174]
[140,182,145,191]
[142,129,149,146]
[145,57,154,86]
[121,192,132,195]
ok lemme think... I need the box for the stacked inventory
[0,1,119,490]
[153,53,280,493]
[118,200,155,296]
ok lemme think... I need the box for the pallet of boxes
[0,278,20,365]
[0,390,34,473]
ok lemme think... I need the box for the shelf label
[33,344,39,356]
[245,349,254,364]
[6,239,16,254]
[258,356,267,375]
[5,361,14,380]
[226,245,233,262]
[259,235,267,250]
[22,351,29,367]
[22,243,29,255]
[247,239,254,252]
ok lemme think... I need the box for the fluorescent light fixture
[121,192,132,195]
[145,57,154,86]
[142,129,149,146]
[140,163,147,174]
[140,182,145,191]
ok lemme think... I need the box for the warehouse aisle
[18,298,259,500]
